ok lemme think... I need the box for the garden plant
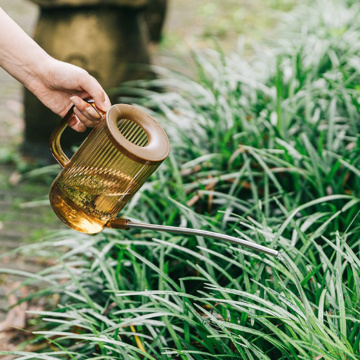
[2,0,360,358]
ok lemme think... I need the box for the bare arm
[0,7,111,131]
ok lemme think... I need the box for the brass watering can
[49,100,279,257]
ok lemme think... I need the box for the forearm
[0,7,110,125]
[0,7,52,89]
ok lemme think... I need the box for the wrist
[23,53,54,92]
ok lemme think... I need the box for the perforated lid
[105,104,170,164]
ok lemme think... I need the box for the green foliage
[3,0,360,358]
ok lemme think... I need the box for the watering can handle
[49,99,105,167]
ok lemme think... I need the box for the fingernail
[77,123,87,133]
[68,114,78,127]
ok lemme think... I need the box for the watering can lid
[105,104,170,164]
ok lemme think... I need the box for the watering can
[49,100,279,257]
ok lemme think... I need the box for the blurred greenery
[160,0,298,53]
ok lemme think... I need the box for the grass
[2,0,360,358]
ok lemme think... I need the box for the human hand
[26,58,111,132]
[0,9,111,132]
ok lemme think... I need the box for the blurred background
[0,0,295,252]
[0,0,295,325]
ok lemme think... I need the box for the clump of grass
[3,210,360,359]
[2,0,360,359]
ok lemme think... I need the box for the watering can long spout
[107,219,279,257]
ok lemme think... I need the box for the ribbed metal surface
[117,119,148,147]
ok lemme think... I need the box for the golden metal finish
[49,101,170,234]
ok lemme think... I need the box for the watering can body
[49,102,170,234]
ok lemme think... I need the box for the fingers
[68,113,87,132]
[78,74,111,112]
[70,95,102,128]
[67,68,111,132]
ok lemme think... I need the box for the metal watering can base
[49,100,279,258]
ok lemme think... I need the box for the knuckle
[78,68,89,77]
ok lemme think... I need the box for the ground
[0,0,296,341]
